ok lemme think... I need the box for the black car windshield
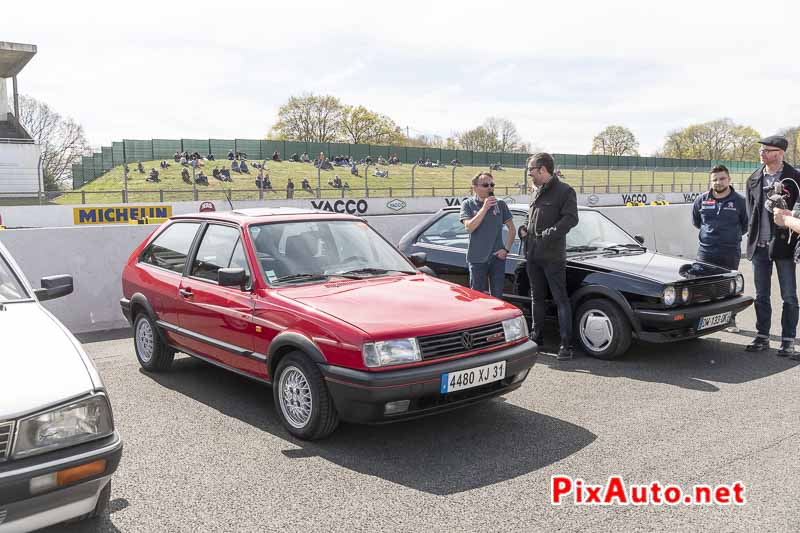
[248,220,415,285]
[566,211,641,251]
[0,252,29,302]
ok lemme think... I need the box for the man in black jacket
[518,153,579,360]
[744,135,800,355]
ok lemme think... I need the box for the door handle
[179,288,193,298]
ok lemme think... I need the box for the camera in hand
[763,181,789,214]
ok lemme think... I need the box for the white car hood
[0,301,96,419]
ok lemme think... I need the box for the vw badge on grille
[461,332,473,350]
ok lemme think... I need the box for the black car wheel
[133,313,175,371]
[574,299,631,360]
[273,351,339,440]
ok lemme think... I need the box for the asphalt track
[45,262,800,532]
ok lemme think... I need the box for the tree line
[13,91,800,191]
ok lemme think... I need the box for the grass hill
[58,159,751,205]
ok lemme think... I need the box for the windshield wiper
[273,273,329,283]
[333,267,415,277]
[566,245,598,252]
[602,244,645,253]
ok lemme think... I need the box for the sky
[3,0,800,156]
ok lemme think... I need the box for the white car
[0,240,122,531]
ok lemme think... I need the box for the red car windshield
[248,220,415,284]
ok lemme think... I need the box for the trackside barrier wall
[0,206,714,335]
[0,191,706,228]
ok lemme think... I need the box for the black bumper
[120,298,132,325]
[634,295,754,343]
[0,431,123,507]
[321,340,538,424]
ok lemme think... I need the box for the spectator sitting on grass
[137,161,145,173]
[377,156,387,165]
[173,151,181,162]
[373,168,389,178]
[195,172,208,186]
[232,160,240,173]
[272,150,282,162]
[290,152,301,162]
[240,160,249,173]
[451,159,461,166]
[221,168,232,181]
[342,181,350,192]
[390,154,400,165]
[182,167,191,183]
[286,178,295,198]
[160,160,169,169]
[147,168,160,182]
[180,155,188,166]
[301,152,311,162]
[302,177,312,192]
[206,152,215,161]
[212,167,221,180]
[228,149,235,160]
[350,162,359,176]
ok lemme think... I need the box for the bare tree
[17,95,91,190]
[777,126,800,165]
[484,117,523,152]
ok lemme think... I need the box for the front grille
[690,279,733,303]
[418,322,506,360]
[0,422,13,462]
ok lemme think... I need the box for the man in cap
[744,135,800,355]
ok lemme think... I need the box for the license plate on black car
[698,311,731,330]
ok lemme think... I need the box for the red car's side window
[140,222,201,274]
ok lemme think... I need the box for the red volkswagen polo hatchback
[120,208,538,439]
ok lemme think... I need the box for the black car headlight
[13,394,114,459]
[662,286,676,306]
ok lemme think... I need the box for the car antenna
[224,187,235,211]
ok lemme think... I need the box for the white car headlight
[663,286,676,306]
[13,395,114,459]
[502,316,528,342]
[735,274,744,293]
[363,338,421,368]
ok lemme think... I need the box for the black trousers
[527,259,572,345]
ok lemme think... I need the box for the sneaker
[557,345,573,361]
[777,341,796,357]
[745,337,770,352]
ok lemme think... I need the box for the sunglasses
[478,183,495,188]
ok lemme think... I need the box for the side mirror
[218,267,247,289]
[634,235,645,245]
[35,275,74,301]
[408,252,427,268]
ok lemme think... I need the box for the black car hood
[569,250,731,283]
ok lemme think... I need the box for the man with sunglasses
[460,172,515,298]
[518,153,578,360]
[744,135,800,356]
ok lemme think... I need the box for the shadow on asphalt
[537,336,798,392]
[143,357,596,496]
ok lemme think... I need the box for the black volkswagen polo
[399,205,754,359]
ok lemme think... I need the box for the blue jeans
[697,249,741,271]
[751,246,798,341]
[469,255,506,298]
